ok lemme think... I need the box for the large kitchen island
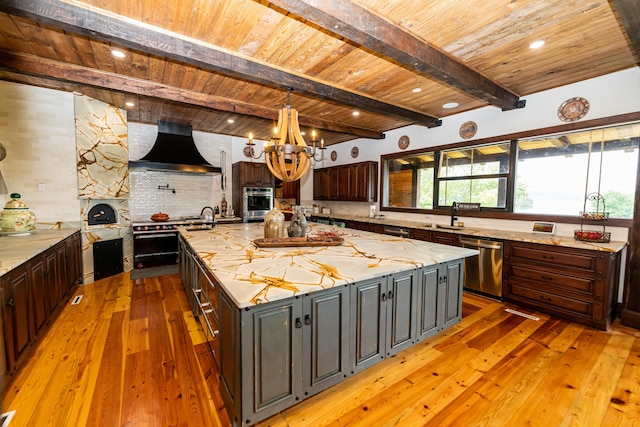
[178,222,477,426]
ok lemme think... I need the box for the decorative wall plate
[330,150,337,161]
[557,97,589,122]
[459,121,478,139]
[351,146,359,158]
[398,135,410,150]
[243,146,252,157]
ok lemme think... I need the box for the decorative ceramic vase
[293,208,307,237]
[264,207,285,238]
[0,193,37,232]
[264,219,280,239]
[287,219,302,237]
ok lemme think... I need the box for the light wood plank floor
[2,272,639,426]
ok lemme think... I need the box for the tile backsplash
[128,122,233,221]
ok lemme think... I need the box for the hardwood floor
[2,272,639,426]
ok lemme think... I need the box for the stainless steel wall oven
[243,186,273,221]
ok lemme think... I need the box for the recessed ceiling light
[111,49,126,58]
[227,119,235,124]
[412,88,422,93]
[125,102,134,107]
[529,40,545,49]
[442,102,459,109]
[352,111,360,117]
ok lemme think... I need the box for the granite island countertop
[0,228,80,277]
[178,222,477,308]
[311,213,627,253]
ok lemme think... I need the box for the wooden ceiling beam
[0,50,384,139]
[0,0,441,128]
[611,0,640,65]
[267,0,523,111]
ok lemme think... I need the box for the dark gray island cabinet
[177,224,474,426]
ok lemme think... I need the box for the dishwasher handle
[460,237,503,250]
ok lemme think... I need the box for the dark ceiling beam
[0,50,384,140]
[611,0,640,65]
[267,0,523,111]
[0,0,441,128]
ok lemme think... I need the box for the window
[437,142,511,209]
[384,152,435,209]
[515,123,639,218]
[380,121,639,219]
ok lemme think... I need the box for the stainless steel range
[132,216,214,270]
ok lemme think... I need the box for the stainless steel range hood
[129,121,222,174]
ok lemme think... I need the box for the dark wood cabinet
[1,267,31,372]
[232,161,274,188]
[345,220,384,234]
[313,161,377,202]
[503,241,620,330]
[431,231,461,247]
[1,231,82,379]
[275,178,300,203]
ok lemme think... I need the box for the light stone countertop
[0,228,80,277]
[178,222,477,308]
[312,213,628,253]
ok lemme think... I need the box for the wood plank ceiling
[0,0,637,146]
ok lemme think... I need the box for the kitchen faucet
[200,206,214,219]
[450,202,458,226]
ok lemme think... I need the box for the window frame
[379,113,639,227]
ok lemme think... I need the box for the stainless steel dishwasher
[460,237,503,298]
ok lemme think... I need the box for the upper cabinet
[313,161,378,202]
[232,162,275,188]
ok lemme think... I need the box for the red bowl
[150,212,169,222]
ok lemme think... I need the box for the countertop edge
[0,228,81,278]
[311,213,627,253]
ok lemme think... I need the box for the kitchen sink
[436,224,464,230]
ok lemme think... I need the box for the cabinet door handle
[541,275,553,281]
[304,314,311,325]
[295,317,302,328]
[7,298,14,307]
[388,290,394,300]
[381,293,387,302]
[542,255,555,260]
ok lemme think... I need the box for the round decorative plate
[398,135,410,150]
[351,146,359,158]
[243,146,252,157]
[459,121,478,139]
[557,97,589,122]
[330,150,337,161]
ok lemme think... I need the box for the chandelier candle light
[246,89,325,182]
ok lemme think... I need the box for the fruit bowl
[574,230,611,243]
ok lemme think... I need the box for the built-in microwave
[243,187,273,222]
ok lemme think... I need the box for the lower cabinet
[1,231,82,380]
[350,270,418,374]
[220,285,351,426]
[217,262,464,426]
[503,241,620,330]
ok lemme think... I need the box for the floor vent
[71,295,83,305]
[0,410,16,426]
[505,308,540,321]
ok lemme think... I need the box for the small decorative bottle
[221,193,228,217]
